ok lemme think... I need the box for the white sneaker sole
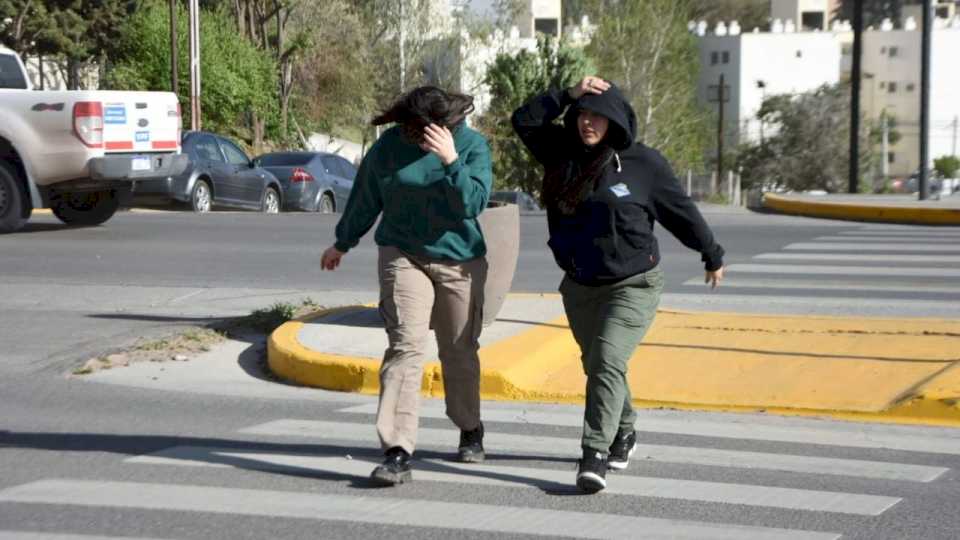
[576,471,607,493]
[607,442,637,471]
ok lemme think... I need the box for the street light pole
[188,0,201,131]
[919,0,932,200]
[170,0,178,95]
[849,0,863,193]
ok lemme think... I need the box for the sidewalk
[763,193,960,225]
[268,294,960,427]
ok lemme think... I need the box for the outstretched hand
[569,76,610,99]
[705,267,724,290]
[321,246,345,271]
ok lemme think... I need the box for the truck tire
[0,161,29,234]
[51,189,120,226]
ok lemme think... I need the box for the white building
[697,0,960,179]
[695,21,842,148]
[859,17,960,176]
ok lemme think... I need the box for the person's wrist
[442,152,459,166]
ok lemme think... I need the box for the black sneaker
[576,450,607,493]
[370,447,412,486]
[458,422,485,463]
[607,429,637,470]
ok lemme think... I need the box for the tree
[106,0,278,143]
[688,0,769,31]
[585,0,710,172]
[290,0,376,142]
[735,83,877,193]
[934,155,960,180]
[479,37,593,195]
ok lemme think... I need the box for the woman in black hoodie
[512,76,724,493]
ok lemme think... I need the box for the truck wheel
[0,162,29,233]
[191,179,212,213]
[51,189,119,226]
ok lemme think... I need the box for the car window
[334,157,357,179]
[193,136,224,163]
[0,54,28,89]
[220,138,250,166]
[318,156,336,175]
[258,153,313,166]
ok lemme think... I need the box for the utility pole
[188,0,201,131]
[919,0,932,200]
[170,0,178,95]
[708,73,729,194]
[849,0,863,193]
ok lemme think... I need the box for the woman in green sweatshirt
[321,86,493,486]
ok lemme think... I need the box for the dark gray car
[254,152,356,213]
[131,131,283,213]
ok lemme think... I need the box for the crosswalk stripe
[337,405,960,456]
[857,225,960,232]
[238,419,947,481]
[815,236,960,243]
[126,446,899,515]
[754,253,960,263]
[682,277,960,295]
[0,534,172,540]
[726,264,960,277]
[785,242,960,252]
[837,230,960,237]
[0,480,841,540]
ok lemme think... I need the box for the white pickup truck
[0,47,189,233]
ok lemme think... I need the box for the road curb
[267,305,960,427]
[763,193,960,225]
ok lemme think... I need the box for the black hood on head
[563,83,637,151]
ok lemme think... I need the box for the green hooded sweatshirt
[333,125,493,261]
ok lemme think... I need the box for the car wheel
[50,189,119,226]
[262,187,280,214]
[191,179,212,213]
[0,162,29,233]
[317,192,335,214]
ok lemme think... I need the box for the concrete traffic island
[762,193,960,225]
[268,294,960,427]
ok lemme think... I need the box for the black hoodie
[512,86,724,286]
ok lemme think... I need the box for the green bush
[105,0,278,140]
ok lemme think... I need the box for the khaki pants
[376,245,487,455]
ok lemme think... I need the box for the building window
[534,18,558,37]
[880,46,887,54]
[888,82,898,93]
[906,83,915,91]
[888,152,896,164]
[721,51,730,64]
[710,52,719,65]
[796,50,803,58]
[879,81,886,89]
[889,46,899,57]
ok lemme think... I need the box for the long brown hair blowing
[372,86,475,143]
[541,146,615,215]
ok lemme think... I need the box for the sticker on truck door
[135,131,150,143]
[104,104,127,124]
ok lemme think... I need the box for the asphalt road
[2,207,960,539]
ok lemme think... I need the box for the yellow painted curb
[267,304,960,428]
[763,193,960,225]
